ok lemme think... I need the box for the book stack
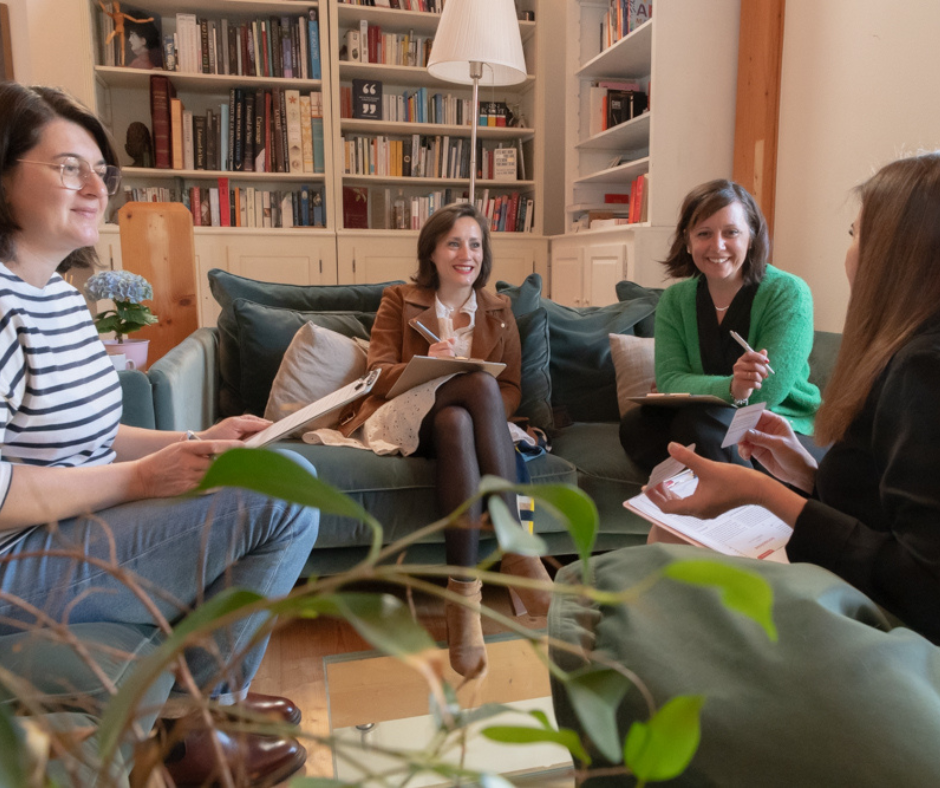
[186,182,326,228]
[628,174,649,224]
[148,79,325,175]
[342,21,434,67]
[474,190,534,233]
[339,86,478,127]
[336,0,446,11]
[588,80,646,136]
[600,0,653,52]
[170,10,321,80]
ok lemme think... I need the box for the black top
[696,276,760,375]
[788,312,940,642]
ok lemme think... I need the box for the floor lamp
[427,0,528,206]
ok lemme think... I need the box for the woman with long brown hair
[646,152,940,642]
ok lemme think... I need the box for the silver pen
[729,331,775,374]
[409,317,441,344]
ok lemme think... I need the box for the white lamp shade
[427,0,528,86]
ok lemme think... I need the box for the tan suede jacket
[339,283,522,435]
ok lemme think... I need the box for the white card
[721,401,767,448]
[646,443,696,489]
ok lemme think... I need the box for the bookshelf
[552,0,740,304]
[84,0,549,320]
[326,0,547,284]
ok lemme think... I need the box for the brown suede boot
[500,554,553,617]
[445,577,488,678]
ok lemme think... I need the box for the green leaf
[482,722,591,765]
[479,477,599,578]
[625,695,704,783]
[321,593,438,661]
[0,703,27,788]
[559,668,631,763]
[196,449,383,544]
[488,496,547,556]
[663,560,777,641]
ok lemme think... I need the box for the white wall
[774,0,940,332]
[5,0,94,106]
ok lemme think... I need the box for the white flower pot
[103,338,150,370]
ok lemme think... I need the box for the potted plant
[84,270,159,369]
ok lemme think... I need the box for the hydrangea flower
[84,270,158,342]
[84,270,153,304]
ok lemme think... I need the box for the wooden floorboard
[249,581,552,781]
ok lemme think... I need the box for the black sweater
[788,314,940,642]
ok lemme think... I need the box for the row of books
[343,186,532,232]
[337,0,445,11]
[341,24,434,67]
[601,0,653,51]
[168,10,320,80]
[587,81,648,136]
[341,83,512,128]
[150,76,325,174]
[476,191,535,234]
[120,183,326,229]
[342,134,521,180]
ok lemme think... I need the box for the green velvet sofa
[136,270,841,576]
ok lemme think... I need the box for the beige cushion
[265,322,369,433]
[608,333,655,417]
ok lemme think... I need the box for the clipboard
[386,356,506,399]
[245,370,380,447]
[627,393,731,408]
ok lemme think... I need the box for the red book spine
[507,192,520,232]
[218,177,231,227]
[150,75,175,170]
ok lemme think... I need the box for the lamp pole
[468,60,483,206]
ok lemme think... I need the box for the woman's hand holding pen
[731,348,772,401]
[428,337,458,358]
[738,410,818,493]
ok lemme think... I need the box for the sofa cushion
[232,299,374,416]
[496,272,543,317]
[616,279,664,304]
[265,322,370,432]
[514,307,553,429]
[609,333,656,417]
[208,269,400,416]
[540,291,659,424]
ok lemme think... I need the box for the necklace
[714,304,730,312]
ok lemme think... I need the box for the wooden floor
[249,580,567,783]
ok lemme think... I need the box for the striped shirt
[0,263,122,552]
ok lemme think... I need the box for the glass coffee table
[324,635,575,786]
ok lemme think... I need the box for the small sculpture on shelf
[97,1,156,68]
[125,121,153,168]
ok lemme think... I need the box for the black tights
[417,371,517,569]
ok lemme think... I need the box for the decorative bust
[125,121,153,168]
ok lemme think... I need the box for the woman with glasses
[0,82,319,785]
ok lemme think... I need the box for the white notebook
[244,370,380,448]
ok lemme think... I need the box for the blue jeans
[0,455,319,702]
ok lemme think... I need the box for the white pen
[729,331,775,374]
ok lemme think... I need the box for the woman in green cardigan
[620,179,822,471]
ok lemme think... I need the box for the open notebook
[386,356,506,399]
[245,370,380,448]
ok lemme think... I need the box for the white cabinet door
[490,236,548,286]
[337,233,418,284]
[585,243,626,307]
[550,246,585,307]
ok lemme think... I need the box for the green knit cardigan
[654,265,821,435]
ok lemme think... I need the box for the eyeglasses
[17,156,123,196]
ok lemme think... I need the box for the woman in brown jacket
[341,203,550,677]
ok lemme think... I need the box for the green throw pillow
[496,273,543,317]
[541,291,659,423]
[514,307,553,429]
[232,299,374,416]
[207,269,401,416]
[616,279,664,313]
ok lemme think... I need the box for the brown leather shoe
[240,693,302,725]
[163,726,306,787]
